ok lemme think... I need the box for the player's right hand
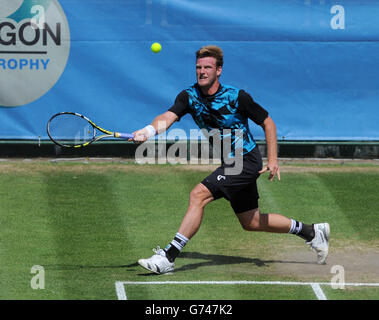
[131,128,148,142]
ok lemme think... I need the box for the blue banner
[0,0,378,141]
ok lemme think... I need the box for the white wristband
[144,124,156,138]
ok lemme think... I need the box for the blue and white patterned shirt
[169,83,268,158]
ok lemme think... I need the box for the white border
[115,280,379,301]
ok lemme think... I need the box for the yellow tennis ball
[151,42,162,53]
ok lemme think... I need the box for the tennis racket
[47,112,134,148]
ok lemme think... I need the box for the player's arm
[133,90,188,142]
[133,111,178,142]
[237,90,280,181]
[259,116,281,181]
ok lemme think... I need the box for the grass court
[0,159,378,300]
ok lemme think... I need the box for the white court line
[310,283,327,300]
[115,280,379,301]
[115,281,127,300]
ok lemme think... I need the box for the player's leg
[236,208,314,236]
[163,183,214,262]
[237,208,292,233]
[229,179,314,237]
[138,183,214,274]
[177,183,214,239]
[236,208,329,264]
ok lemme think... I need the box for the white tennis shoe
[306,223,330,265]
[138,246,174,274]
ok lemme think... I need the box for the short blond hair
[196,45,223,67]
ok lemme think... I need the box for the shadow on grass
[133,251,315,276]
[44,251,315,276]
[176,251,314,272]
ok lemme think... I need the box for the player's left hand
[259,162,281,181]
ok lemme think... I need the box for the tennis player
[135,45,329,274]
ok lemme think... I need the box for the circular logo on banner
[0,0,70,107]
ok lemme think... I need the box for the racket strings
[48,114,95,146]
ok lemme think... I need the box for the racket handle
[114,132,134,139]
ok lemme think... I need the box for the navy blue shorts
[201,147,263,214]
